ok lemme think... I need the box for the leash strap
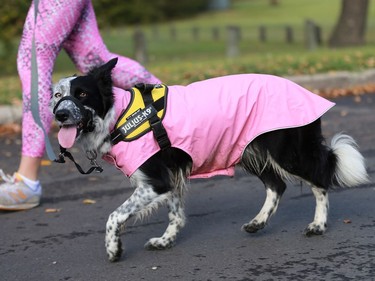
[30,0,57,161]
[54,146,103,174]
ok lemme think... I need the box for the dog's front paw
[144,237,175,250]
[242,220,266,233]
[303,222,327,237]
[106,238,123,262]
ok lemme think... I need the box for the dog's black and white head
[51,58,118,153]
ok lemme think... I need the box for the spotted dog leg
[242,188,281,233]
[105,183,169,262]
[242,169,286,233]
[144,192,186,250]
[304,186,329,236]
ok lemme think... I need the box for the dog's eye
[54,92,62,98]
[79,92,87,98]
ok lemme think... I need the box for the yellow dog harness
[110,83,171,149]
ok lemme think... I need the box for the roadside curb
[286,68,375,92]
[1,69,375,125]
[0,105,22,125]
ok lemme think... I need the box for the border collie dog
[51,58,368,262]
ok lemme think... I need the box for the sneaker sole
[0,202,40,211]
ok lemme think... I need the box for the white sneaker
[0,170,41,210]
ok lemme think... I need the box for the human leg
[18,156,42,181]
[18,0,89,159]
[0,0,91,209]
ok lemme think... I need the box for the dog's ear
[89,58,118,97]
[100,58,118,73]
[91,58,118,81]
[87,58,118,115]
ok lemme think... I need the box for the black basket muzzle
[53,96,94,133]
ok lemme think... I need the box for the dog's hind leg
[242,168,287,233]
[144,192,186,250]
[303,186,329,236]
[105,176,169,262]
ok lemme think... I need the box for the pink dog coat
[103,74,335,178]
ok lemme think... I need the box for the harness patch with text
[110,83,170,149]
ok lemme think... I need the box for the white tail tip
[331,134,369,187]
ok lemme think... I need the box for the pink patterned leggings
[17,0,160,157]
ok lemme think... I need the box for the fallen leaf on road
[340,110,348,117]
[343,219,352,224]
[318,83,375,99]
[41,160,52,166]
[83,199,96,204]
[354,95,362,103]
[45,208,61,213]
[0,123,21,136]
[4,152,12,158]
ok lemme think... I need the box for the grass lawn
[2,0,375,104]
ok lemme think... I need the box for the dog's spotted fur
[51,58,369,262]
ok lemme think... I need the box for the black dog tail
[330,134,369,187]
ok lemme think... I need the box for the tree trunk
[328,0,369,47]
[270,0,279,6]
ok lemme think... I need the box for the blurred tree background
[0,0,210,48]
[0,0,211,33]
[1,0,375,104]
[93,0,210,26]
[0,0,29,74]
[0,0,209,76]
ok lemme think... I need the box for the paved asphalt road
[0,94,374,281]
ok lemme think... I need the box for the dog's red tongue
[58,126,77,149]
